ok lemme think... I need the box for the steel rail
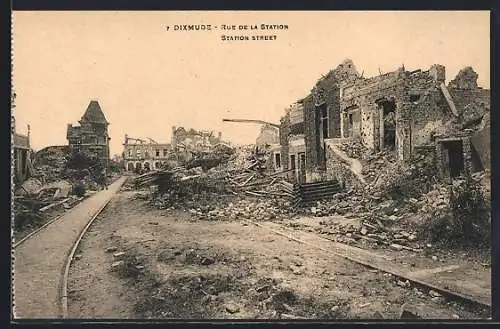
[244,219,491,313]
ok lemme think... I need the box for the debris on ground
[134,146,299,221]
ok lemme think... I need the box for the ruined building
[277,60,490,185]
[171,126,223,153]
[67,100,111,166]
[122,135,171,172]
[12,116,33,185]
[279,59,360,183]
[256,124,280,147]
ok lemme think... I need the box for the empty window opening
[290,154,296,170]
[163,149,168,157]
[127,162,134,171]
[156,150,160,157]
[144,162,151,171]
[135,162,142,172]
[275,153,281,168]
[442,140,464,178]
[321,107,329,139]
[380,100,396,150]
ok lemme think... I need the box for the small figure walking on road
[101,167,109,190]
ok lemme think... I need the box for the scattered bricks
[407,234,417,242]
[105,246,118,253]
[432,256,438,261]
[111,260,124,270]
[225,303,241,314]
[282,303,294,312]
[397,280,411,288]
[330,305,340,313]
[429,290,442,298]
[400,231,410,238]
[360,227,368,235]
[200,257,215,265]
[390,243,404,251]
[74,254,83,260]
[113,251,126,259]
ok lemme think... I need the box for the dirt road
[67,187,485,319]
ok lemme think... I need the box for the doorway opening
[290,154,296,182]
[378,99,396,150]
[135,162,142,173]
[442,140,464,178]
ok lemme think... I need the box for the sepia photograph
[11,11,491,320]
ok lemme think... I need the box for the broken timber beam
[439,82,459,117]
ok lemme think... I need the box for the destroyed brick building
[256,124,280,147]
[12,116,33,185]
[122,135,171,172]
[171,126,223,153]
[278,59,360,183]
[276,60,490,186]
[67,100,111,167]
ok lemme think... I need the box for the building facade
[122,135,172,172]
[256,124,279,147]
[275,60,490,185]
[12,117,32,185]
[67,100,111,167]
[171,126,223,153]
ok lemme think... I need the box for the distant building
[67,100,111,167]
[171,126,223,153]
[256,124,279,147]
[122,135,171,172]
[12,116,32,185]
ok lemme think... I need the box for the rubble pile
[136,145,297,221]
[14,148,112,233]
[336,140,368,160]
[185,144,235,171]
[30,146,69,184]
[13,179,83,231]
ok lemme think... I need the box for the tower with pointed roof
[67,100,111,167]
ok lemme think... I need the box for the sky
[12,11,490,156]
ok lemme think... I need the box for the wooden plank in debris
[240,174,256,186]
[39,197,71,213]
[245,191,264,197]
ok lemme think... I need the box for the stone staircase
[299,180,342,204]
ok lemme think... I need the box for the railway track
[12,176,127,319]
[60,197,114,318]
[243,219,491,315]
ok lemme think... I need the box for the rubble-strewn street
[67,182,488,319]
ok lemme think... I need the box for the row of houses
[122,126,224,172]
[263,59,490,186]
